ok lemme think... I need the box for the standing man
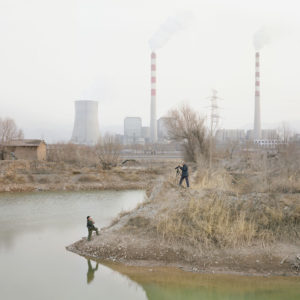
[179,161,190,188]
[87,216,99,241]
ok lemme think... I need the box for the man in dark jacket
[87,216,99,241]
[179,161,190,188]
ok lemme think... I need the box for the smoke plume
[149,12,193,50]
[253,26,271,51]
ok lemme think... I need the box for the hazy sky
[0,0,300,142]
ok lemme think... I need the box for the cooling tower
[150,52,158,143]
[253,52,261,140]
[71,100,100,145]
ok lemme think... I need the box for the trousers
[87,226,99,241]
[179,176,189,187]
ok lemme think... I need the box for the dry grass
[154,190,253,249]
[128,155,300,251]
[193,167,235,192]
[154,185,300,249]
[116,171,141,182]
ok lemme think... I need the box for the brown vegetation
[95,134,121,170]
[47,143,98,166]
[0,158,174,192]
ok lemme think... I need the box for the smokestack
[150,52,157,143]
[71,100,100,145]
[253,52,261,140]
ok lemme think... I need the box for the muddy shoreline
[67,233,300,277]
[0,181,147,193]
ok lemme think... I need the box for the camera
[175,165,181,175]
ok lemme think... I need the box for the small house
[0,139,47,161]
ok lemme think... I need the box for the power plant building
[216,129,246,142]
[158,117,170,141]
[141,126,150,141]
[71,100,100,145]
[124,117,142,144]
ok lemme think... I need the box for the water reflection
[101,262,300,300]
[87,259,99,284]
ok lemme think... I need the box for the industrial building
[71,100,100,145]
[124,117,142,144]
[247,129,280,142]
[141,126,150,142]
[254,139,284,148]
[157,117,170,141]
[216,129,246,143]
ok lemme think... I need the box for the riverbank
[67,165,300,277]
[0,160,168,193]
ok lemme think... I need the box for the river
[0,190,299,300]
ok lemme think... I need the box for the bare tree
[0,118,24,143]
[95,134,121,169]
[225,140,240,160]
[279,122,292,144]
[165,104,208,162]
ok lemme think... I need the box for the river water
[0,190,299,300]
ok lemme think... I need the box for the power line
[209,89,220,169]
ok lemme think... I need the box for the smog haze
[0,0,300,142]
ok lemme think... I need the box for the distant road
[120,153,182,160]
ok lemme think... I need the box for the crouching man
[87,216,99,241]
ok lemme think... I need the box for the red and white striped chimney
[150,52,157,143]
[253,52,261,140]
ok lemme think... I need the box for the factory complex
[68,47,296,149]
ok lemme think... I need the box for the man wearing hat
[87,216,99,241]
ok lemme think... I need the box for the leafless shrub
[47,143,97,166]
[165,104,208,162]
[95,134,121,170]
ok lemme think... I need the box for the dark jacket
[180,164,189,177]
[87,219,94,229]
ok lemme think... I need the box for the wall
[37,143,47,161]
[15,147,37,160]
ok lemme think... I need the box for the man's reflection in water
[87,259,99,284]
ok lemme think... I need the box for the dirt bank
[67,176,300,276]
[0,160,167,193]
